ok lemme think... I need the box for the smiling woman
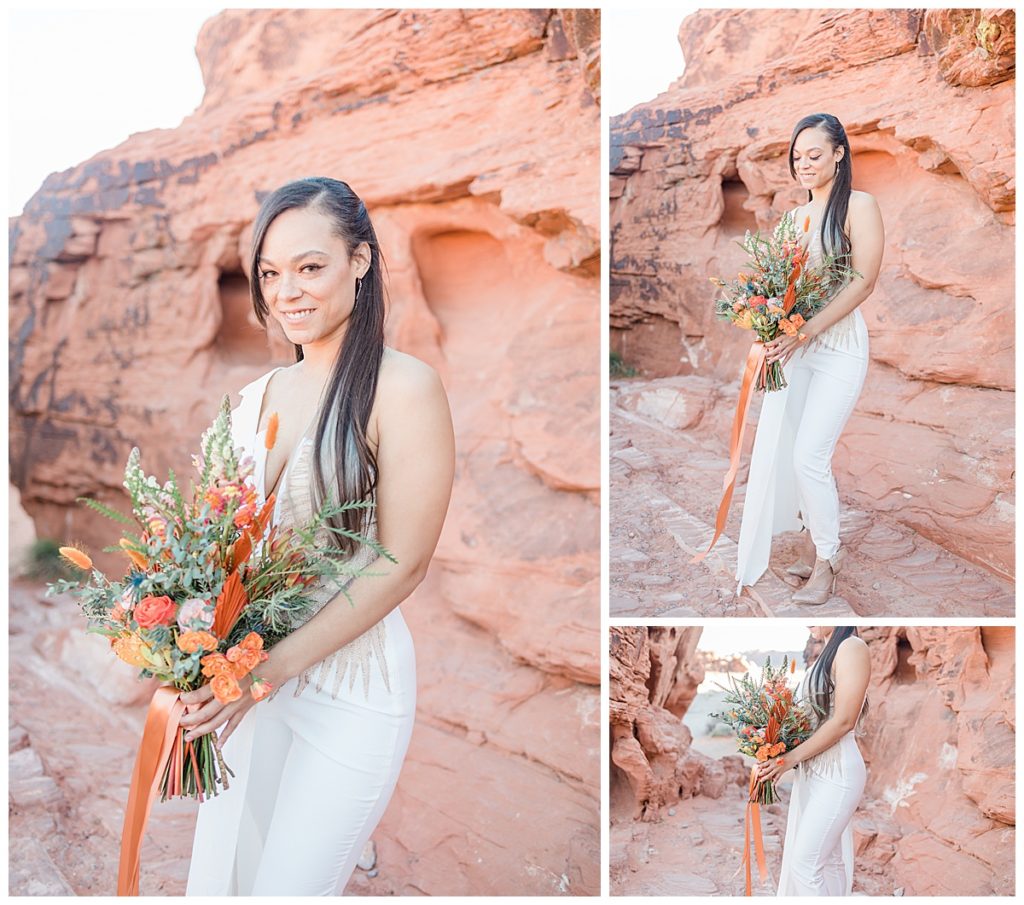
[182,177,456,895]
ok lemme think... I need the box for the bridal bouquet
[48,397,392,803]
[711,656,814,805]
[710,211,859,391]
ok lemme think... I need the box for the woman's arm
[182,358,456,741]
[756,636,870,783]
[765,192,884,365]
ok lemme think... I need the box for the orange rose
[228,648,262,678]
[200,652,234,678]
[210,674,242,704]
[177,630,220,655]
[134,595,176,629]
[779,318,798,337]
[789,313,805,329]
[756,746,770,762]
[250,677,274,702]
[238,632,265,652]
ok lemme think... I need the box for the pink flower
[177,598,215,633]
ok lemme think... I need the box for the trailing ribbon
[117,687,186,896]
[743,766,768,896]
[691,342,767,563]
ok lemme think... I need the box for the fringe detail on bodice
[278,436,391,701]
[800,739,845,780]
[805,221,863,353]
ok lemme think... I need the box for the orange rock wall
[837,626,1015,896]
[9,8,600,895]
[609,8,1015,577]
[609,626,747,820]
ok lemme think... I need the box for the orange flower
[803,215,811,233]
[134,595,176,629]
[789,313,805,329]
[238,632,265,652]
[228,649,263,678]
[250,677,274,702]
[779,318,798,337]
[119,539,149,570]
[734,310,754,330]
[177,630,220,654]
[756,746,771,762]
[59,546,93,571]
[790,659,797,674]
[265,412,279,450]
[113,633,151,668]
[210,673,242,704]
[200,652,235,678]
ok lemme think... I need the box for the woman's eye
[260,270,277,280]
[301,264,322,273]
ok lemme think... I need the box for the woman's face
[792,126,844,193]
[809,625,831,643]
[256,206,369,348]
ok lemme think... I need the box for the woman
[757,626,870,896]
[180,177,456,895]
[735,113,884,604]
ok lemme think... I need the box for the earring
[355,276,363,300]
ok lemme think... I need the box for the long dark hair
[806,626,867,724]
[788,112,853,268]
[249,177,386,554]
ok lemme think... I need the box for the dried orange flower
[59,546,93,571]
[265,412,279,450]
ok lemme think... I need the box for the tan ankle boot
[786,529,816,579]
[792,548,845,605]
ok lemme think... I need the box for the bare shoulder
[377,348,445,400]
[373,348,450,431]
[836,634,870,662]
[848,190,881,219]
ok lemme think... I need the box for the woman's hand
[756,754,793,784]
[179,682,257,746]
[763,331,807,367]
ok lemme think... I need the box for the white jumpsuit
[777,675,866,896]
[186,367,416,895]
[735,218,869,589]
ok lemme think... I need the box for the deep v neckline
[255,367,316,504]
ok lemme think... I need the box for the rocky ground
[610,782,908,897]
[610,379,1015,618]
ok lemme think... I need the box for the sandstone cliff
[609,8,1014,578]
[9,8,600,895]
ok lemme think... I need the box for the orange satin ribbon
[743,766,768,895]
[117,686,186,896]
[691,342,767,563]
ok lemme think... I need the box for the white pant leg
[781,736,866,896]
[790,345,867,559]
[249,694,415,894]
[187,608,416,896]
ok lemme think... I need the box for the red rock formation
[8,8,600,895]
[609,626,748,820]
[837,626,1015,896]
[610,8,1015,578]
[613,625,1014,896]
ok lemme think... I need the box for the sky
[697,622,811,658]
[7,7,222,217]
[603,7,694,117]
